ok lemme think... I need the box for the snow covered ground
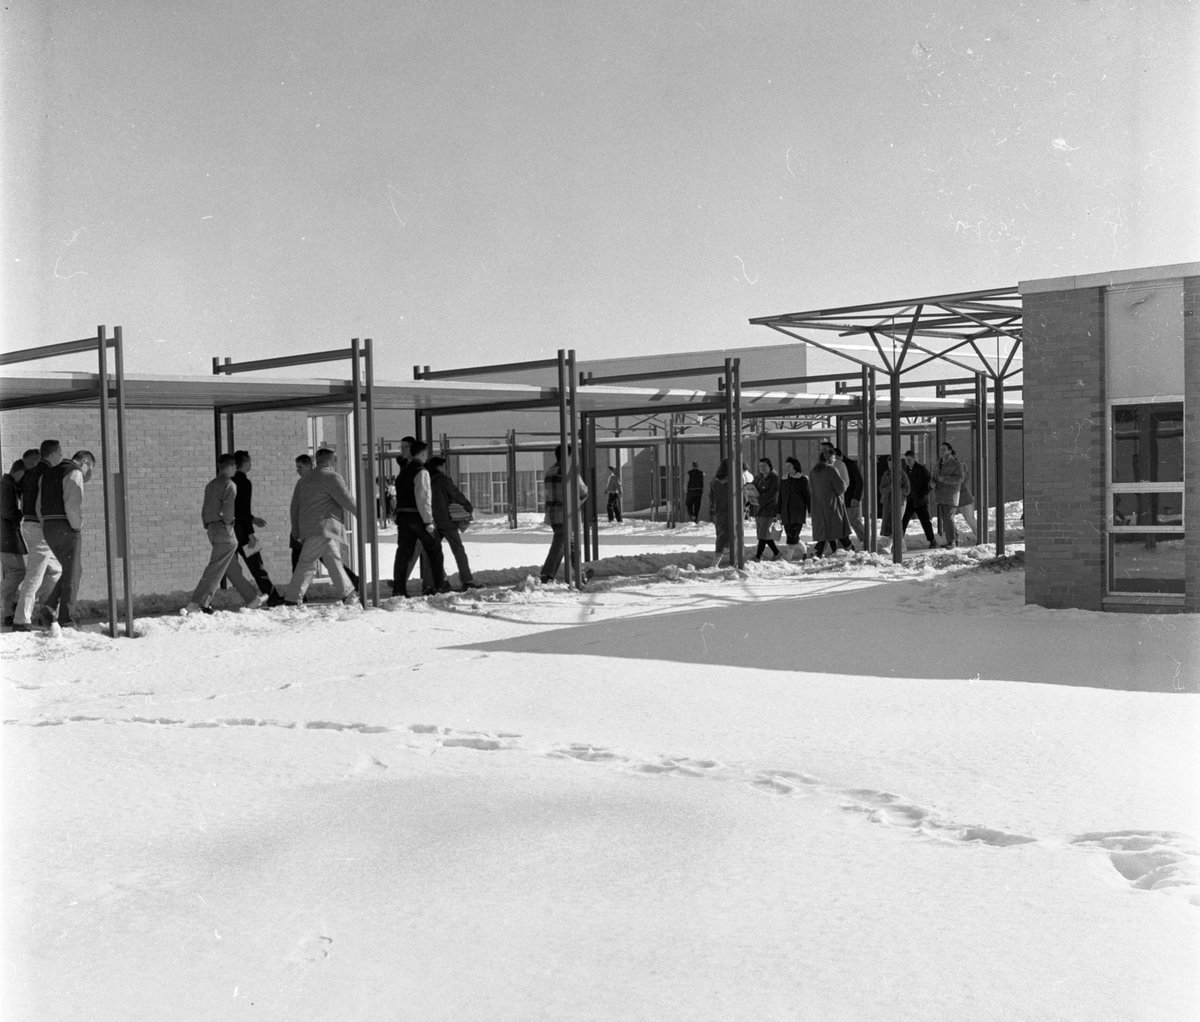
[3,511,1198,1021]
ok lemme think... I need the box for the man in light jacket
[182,454,269,616]
[540,445,590,584]
[284,448,360,605]
[11,441,64,631]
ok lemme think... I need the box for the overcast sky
[2,0,1196,380]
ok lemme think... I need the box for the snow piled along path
[2,546,1198,1021]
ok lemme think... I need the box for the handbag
[769,519,782,542]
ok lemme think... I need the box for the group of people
[1,440,97,630]
[705,441,975,565]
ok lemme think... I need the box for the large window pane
[1112,491,1184,528]
[1109,533,1186,593]
[1111,403,1184,483]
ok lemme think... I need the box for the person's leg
[2,551,26,621]
[285,536,327,603]
[540,524,565,581]
[766,539,780,558]
[315,539,352,598]
[14,522,59,626]
[416,526,447,591]
[443,526,473,586]
[916,505,936,544]
[192,527,241,606]
[938,504,958,546]
[848,502,866,544]
[43,521,82,625]
[754,539,766,561]
[959,505,978,541]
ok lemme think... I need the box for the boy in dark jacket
[427,457,479,590]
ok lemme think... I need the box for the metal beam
[213,348,353,374]
[416,357,561,381]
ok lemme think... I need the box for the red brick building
[1021,263,1199,612]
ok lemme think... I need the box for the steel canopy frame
[0,327,134,638]
[213,340,380,607]
[750,287,1024,560]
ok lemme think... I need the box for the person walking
[394,436,435,592]
[232,451,277,597]
[392,440,447,597]
[11,440,65,631]
[685,462,705,524]
[1,458,28,626]
[427,456,480,591]
[605,466,623,523]
[284,448,361,605]
[808,449,853,556]
[778,457,810,560]
[840,448,867,546]
[36,450,97,628]
[900,450,937,548]
[932,442,965,548]
[182,454,271,615]
[289,453,313,572]
[879,455,911,551]
[956,461,979,543]
[752,457,781,562]
[540,445,590,584]
[708,459,732,568]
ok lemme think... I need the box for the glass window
[1109,533,1186,594]
[1111,403,1184,483]
[1112,492,1184,529]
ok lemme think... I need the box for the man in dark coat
[428,456,479,591]
[685,462,705,524]
[1,459,27,625]
[393,440,448,596]
[900,450,937,548]
[232,450,276,596]
[839,448,866,546]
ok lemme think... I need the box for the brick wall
[1022,287,1107,610]
[1,409,309,602]
[1185,276,1200,613]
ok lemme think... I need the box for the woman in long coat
[808,452,852,556]
[879,455,911,548]
[778,457,810,560]
[708,459,732,568]
[752,458,781,562]
[931,442,964,547]
[955,461,978,543]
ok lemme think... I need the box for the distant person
[540,445,590,584]
[232,450,277,597]
[37,449,97,628]
[427,456,480,591]
[879,455,911,551]
[289,454,313,572]
[956,461,978,544]
[808,448,853,557]
[284,448,360,605]
[820,440,849,490]
[932,442,964,548]
[1,459,27,626]
[394,435,434,592]
[605,465,623,523]
[900,450,936,548]
[778,457,810,560]
[182,454,271,616]
[741,463,756,519]
[752,457,781,562]
[708,459,732,568]
[685,462,705,524]
[393,439,448,596]
[11,440,65,632]
[839,447,866,546]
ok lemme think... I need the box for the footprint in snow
[1072,830,1200,901]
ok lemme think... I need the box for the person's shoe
[461,581,483,590]
[246,593,268,610]
[342,592,360,606]
[10,623,30,632]
[266,589,287,608]
[33,605,56,628]
[283,599,301,608]
[180,602,202,617]
[582,567,594,583]
[753,555,762,563]
[539,576,552,585]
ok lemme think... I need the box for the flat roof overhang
[0,371,1018,418]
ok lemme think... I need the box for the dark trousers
[41,520,83,625]
[540,523,577,581]
[393,516,445,595]
[235,525,274,594]
[902,500,936,544]
[606,493,622,522]
[685,492,702,522]
[783,521,803,545]
[441,525,473,585]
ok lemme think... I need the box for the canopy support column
[889,369,903,564]
[994,375,1006,555]
[974,373,989,546]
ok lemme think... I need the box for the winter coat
[957,463,974,507]
[290,465,358,542]
[904,460,932,508]
[686,468,704,494]
[708,475,731,527]
[778,474,810,528]
[932,455,963,508]
[753,471,780,519]
[1,472,26,555]
[542,461,588,526]
[843,457,864,504]
[879,468,911,505]
[429,469,473,531]
[808,462,852,542]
